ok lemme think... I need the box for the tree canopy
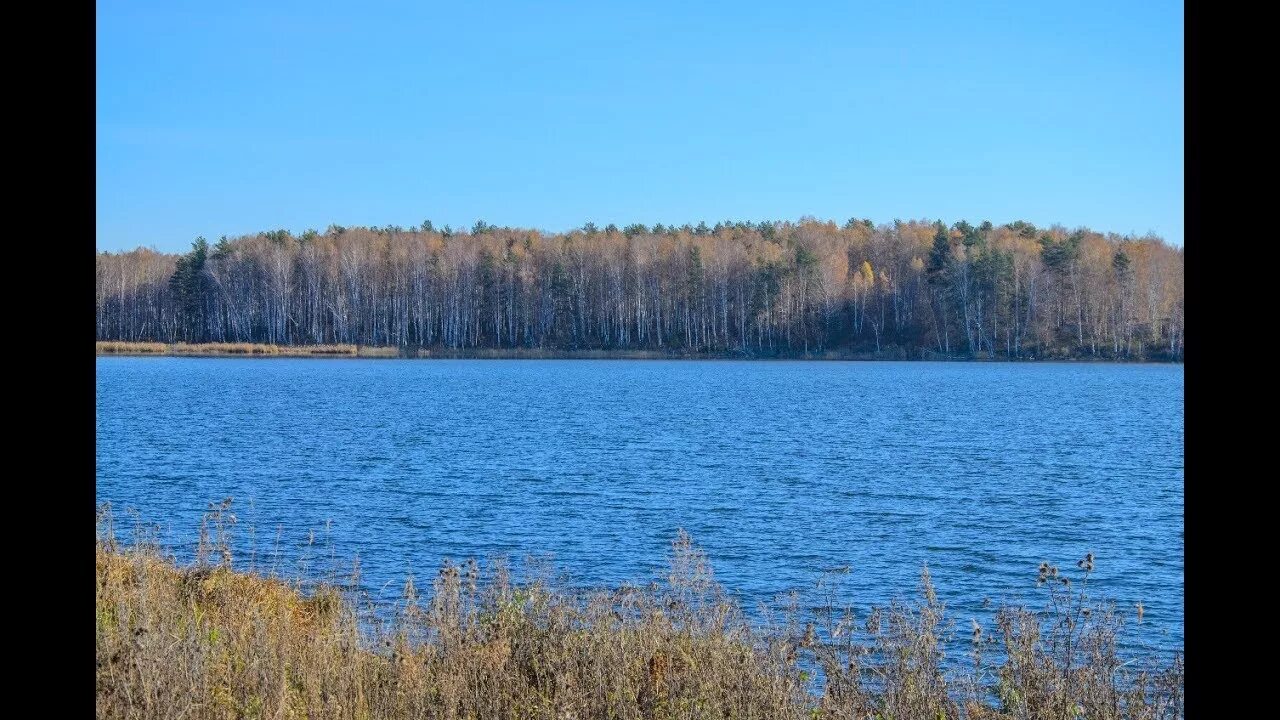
[96,218,1184,359]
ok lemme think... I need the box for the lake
[96,358,1183,653]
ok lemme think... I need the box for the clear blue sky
[97,1,1183,252]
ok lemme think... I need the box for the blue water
[96,358,1183,652]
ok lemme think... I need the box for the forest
[96,218,1184,360]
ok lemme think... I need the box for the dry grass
[91,344,940,361]
[278,344,360,356]
[97,341,168,354]
[411,348,687,360]
[95,342,405,357]
[172,342,283,355]
[96,504,1183,719]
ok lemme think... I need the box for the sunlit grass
[96,341,167,354]
[96,503,1183,719]
[172,342,281,355]
[94,342,404,357]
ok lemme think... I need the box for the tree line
[96,218,1184,360]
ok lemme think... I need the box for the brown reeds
[97,341,167,354]
[96,505,1183,719]
[95,342,396,357]
[172,342,282,355]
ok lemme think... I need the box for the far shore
[96,341,1181,362]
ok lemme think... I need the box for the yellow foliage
[859,260,874,285]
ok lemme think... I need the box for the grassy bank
[95,341,1179,362]
[94,342,755,360]
[96,341,400,358]
[96,506,1182,719]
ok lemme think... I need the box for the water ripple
[97,358,1184,653]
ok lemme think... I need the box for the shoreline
[96,341,1182,363]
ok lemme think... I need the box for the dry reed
[97,341,168,354]
[95,342,404,357]
[96,504,1183,719]
[172,342,281,355]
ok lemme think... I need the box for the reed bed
[411,347,672,359]
[95,342,404,357]
[279,344,359,356]
[97,341,168,354]
[93,343,911,360]
[172,342,283,355]
[96,503,1183,719]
